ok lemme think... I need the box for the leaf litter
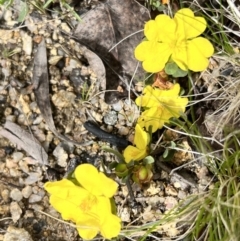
[74,0,150,103]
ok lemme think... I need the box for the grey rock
[22,186,32,198]
[28,194,43,203]
[24,172,41,185]
[103,111,118,125]
[10,189,23,202]
[3,226,33,241]
[10,202,22,222]
[12,152,24,162]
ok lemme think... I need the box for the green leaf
[163,148,169,158]
[165,62,188,77]
[17,1,29,22]
[0,0,12,7]
[143,156,155,164]
[170,141,176,148]
[162,149,175,161]
[165,62,178,75]
[173,67,188,77]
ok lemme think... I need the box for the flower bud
[132,165,153,184]
[115,163,129,178]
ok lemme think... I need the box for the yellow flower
[123,124,150,163]
[135,8,214,72]
[44,164,121,240]
[135,84,188,132]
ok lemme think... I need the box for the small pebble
[22,186,32,198]
[103,111,118,125]
[20,31,32,55]
[3,226,33,241]
[24,172,41,185]
[1,189,10,202]
[4,107,12,116]
[9,168,21,177]
[30,204,44,211]
[112,100,123,111]
[53,144,68,167]
[178,190,187,199]
[32,115,43,125]
[164,196,178,210]
[3,10,12,22]
[10,202,22,222]
[12,152,24,162]
[120,207,131,222]
[19,160,29,173]
[10,189,23,202]
[165,185,178,196]
[6,158,18,168]
[0,204,9,215]
[118,126,129,135]
[173,182,182,189]
[28,194,43,203]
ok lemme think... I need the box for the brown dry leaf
[152,71,173,89]
[74,0,150,103]
[32,39,92,147]
[81,45,106,100]
[0,121,48,165]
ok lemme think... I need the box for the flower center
[79,194,98,212]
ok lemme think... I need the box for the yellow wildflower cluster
[124,8,213,163]
[123,84,188,162]
[44,164,121,240]
[44,8,214,240]
[136,84,188,132]
[135,8,214,73]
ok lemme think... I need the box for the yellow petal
[174,8,206,39]
[75,196,114,240]
[135,41,153,61]
[47,184,90,221]
[76,217,99,240]
[75,164,118,197]
[136,85,181,108]
[171,41,188,71]
[155,14,176,42]
[98,172,118,198]
[123,145,148,163]
[161,98,188,120]
[44,179,75,199]
[144,20,159,41]
[75,164,102,195]
[172,37,214,71]
[186,37,214,71]
[101,214,121,239]
[135,41,171,73]
[49,195,82,221]
[134,124,150,149]
[137,107,165,133]
[142,42,172,73]
[136,85,159,107]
